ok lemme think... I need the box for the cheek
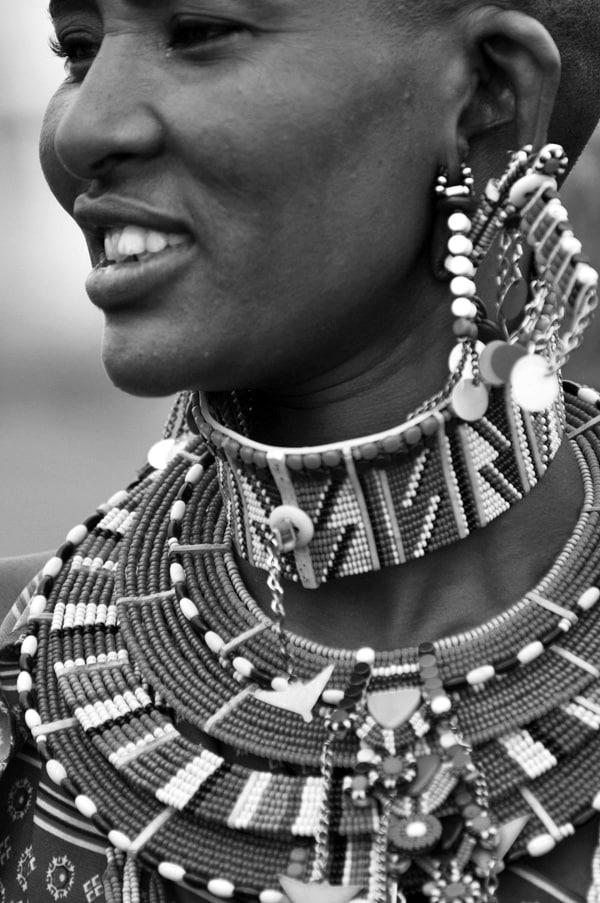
[39,86,86,215]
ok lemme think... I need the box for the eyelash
[49,18,248,74]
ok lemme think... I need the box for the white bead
[21,636,38,657]
[205,631,225,654]
[451,297,477,320]
[43,557,63,579]
[527,833,556,857]
[593,791,600,811]
[447,234,473,257]
[170,500,186,522]
[107,490,129,508]
[29,595,47,618]
[510,354,560,412]
[357,747,377,764]
[450,275,476,297]
[466,665,495,686]
[207,878,235,898]
[430,695,452,715]
[25,709,41,729]
[356,647,375,665]
[233,657,253,678]
[179,598,199,620]
[517,641,544,665]
[574,261,599,289]
[75,795,98,818]
[260,891,284,903]
[578,587,600,611]
[109,830,132,852]
[17,672,33,693]
[185,463,205,484]
[271,677,290,692]
[158,862,185,883]
[446,255,475,278]
[448,212,471,233]
[47,759,68,786]
[66,524,88,546]
[579,387,600,406]
[169,562,186,584]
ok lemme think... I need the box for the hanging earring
[474,143,599,412]
[435,164,490,422]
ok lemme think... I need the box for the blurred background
[2,9,600,556]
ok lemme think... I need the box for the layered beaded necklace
[16,381,600,903]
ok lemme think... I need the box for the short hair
[405,0,600,165]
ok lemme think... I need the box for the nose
[53,37,166,182]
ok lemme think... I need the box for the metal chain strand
[265,530,294,679]
[371,794,395,903]
[311,736,336,883]
[162,390,191,440]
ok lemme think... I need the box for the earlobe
[461,7,561,151]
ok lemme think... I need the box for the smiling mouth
[99,224,192,266]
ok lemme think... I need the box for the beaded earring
[435,164,490,423]
[473,143,599,413]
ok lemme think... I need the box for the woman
[2,1,600,901]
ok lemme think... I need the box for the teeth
[104,226,188,263]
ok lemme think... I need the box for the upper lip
[73,195,193,240]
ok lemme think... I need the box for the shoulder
[0,552,49,627]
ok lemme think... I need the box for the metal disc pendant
[147,438,183,470]
[451,379,489,422]
[479,341,526,386]
[510,354,560,412]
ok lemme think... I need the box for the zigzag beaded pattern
[15,384,600,901]
[197,386,565,586]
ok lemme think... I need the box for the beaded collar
[14,381,600,903]
[190,384,565,588]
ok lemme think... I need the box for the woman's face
[42,0,457,396]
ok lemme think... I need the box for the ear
[458,7,561,152]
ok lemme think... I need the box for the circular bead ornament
[388,814,443,853]
[510,354,560,412]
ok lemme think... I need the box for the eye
[49,31,101,79]
[169,17,249,53]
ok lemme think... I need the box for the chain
[496,228,524,322]
[310,735,336,883]
[265,530,294,679]
[371,793,396,903]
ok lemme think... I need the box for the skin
[2,0,593,898]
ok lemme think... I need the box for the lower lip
[85,243,195,309]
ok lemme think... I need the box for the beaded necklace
[16,382,600,903]
[191,383,565,589]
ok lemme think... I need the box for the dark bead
[352,662,372,679]
[56,541,75,562]
[573,807,596,827]
[494,655,518,674]
[18,691,34,710]
[62,778,78,798]
[440,814,463,851]
[287,455,303,471]
[234,888,259,903]
[38,576,55,597]
[92,813,111,834]
[168,521,182,541]
[84,512,104,531]
[419,642,436,656]
[541,626,563,646]
[177,483,193,503]
[19,653,33,673]
[444,675,468,691]
[304,453,322,470]
[252,668,273,686]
